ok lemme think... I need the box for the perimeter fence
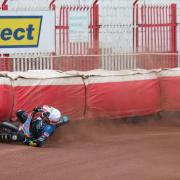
[0,52,179,72]
[0,1,180,72]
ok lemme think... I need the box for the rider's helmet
[16,110,28,124]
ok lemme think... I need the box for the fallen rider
[0,105,69,147]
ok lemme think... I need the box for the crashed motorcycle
[0,112,34,143]
[0,112,69,144]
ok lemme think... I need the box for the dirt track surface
[1,113,180,180]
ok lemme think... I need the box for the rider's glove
[24,138,39,147]
[29,140,38,147]
[33,106,43,113]
[24,138,32,145]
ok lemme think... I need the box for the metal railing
[0,52,179,72]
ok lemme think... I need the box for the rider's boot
[59,116,69,126]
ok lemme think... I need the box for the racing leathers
[0,105,69,147]
[23,105,69,147]
[24,117,57,147]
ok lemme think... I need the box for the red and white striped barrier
[83,70,161,120]
[2,68,180,122]
[0,77,13,121]
[159,68,180,111]
[9,70,85,121]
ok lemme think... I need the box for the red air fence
[159,69,180,111]
[11,72,86,121]
[2,69,180,122]
[84,71,161,120]
[0,77,13,121]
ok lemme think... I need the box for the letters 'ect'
[0,25,35,41]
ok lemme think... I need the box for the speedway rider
[0,105,69,147]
